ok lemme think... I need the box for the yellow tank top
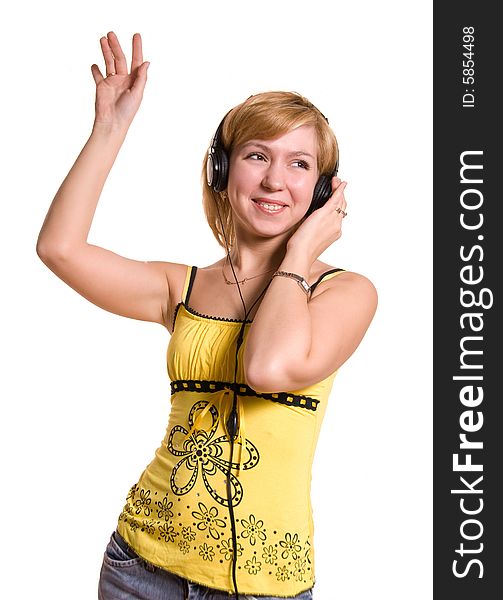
[117,264,345,597]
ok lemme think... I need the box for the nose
[261,161,285,191]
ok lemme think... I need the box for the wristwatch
[272,270,311,296]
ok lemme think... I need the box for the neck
[225,236,289,275]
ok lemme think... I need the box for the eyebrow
[241,142,316,160]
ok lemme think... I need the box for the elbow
[36,237,71,265]
[36,241,58,266]
[244,357,291,394]
[36,237,53,264]
[36,238,51,262]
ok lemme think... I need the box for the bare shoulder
[311,260,375,287]
[160,260,191,282]
[332,270,378,304]
[319,268,376,292]
[309,263,378,312]
[307,266,378,365]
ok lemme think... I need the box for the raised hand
[91,31,150,131]
[286,176,348,262]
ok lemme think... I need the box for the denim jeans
[98,530,314,600]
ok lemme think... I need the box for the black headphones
[206,112,339,218]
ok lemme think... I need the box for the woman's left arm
[243,179,378,393]
[244,254,377,393]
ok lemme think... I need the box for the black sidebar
[434,4,500,599]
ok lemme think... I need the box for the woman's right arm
[36,32,175,329]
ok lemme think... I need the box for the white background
[1,1,432,598]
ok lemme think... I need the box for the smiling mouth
[252,199,288,213]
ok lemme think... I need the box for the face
[226,125,319,239]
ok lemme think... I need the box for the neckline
[172,266,345,332]
[177,301,254,326]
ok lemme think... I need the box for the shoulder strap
[310,268,345,294]
[181,266,198,304]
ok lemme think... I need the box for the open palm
[91,31,149,129]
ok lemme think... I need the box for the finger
[330,175,343,194]
[131,33,143,74]
[328,179,347,204]
[329,179,348,216]
[100,36,116,76]
[91,63,104,85]
[335,191,348,218]
[130,61,150,97]
[106,31,128,75]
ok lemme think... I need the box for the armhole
[181,265,197,304]
[171,266,197,333]
[310,268,345,295]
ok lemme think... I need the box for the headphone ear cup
[207,146,229,193]
[306,175,332,217]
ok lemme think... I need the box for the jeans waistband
[113,530,139,559]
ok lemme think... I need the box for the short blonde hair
[201,91,339,250]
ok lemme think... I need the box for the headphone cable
[213,195,274,600]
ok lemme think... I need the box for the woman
[36,31,377,600]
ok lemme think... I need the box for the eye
[245,152,267,161]
[292,160,310,170]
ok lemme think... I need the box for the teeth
[256,201,284,211]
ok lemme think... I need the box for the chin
[252,220,302,241]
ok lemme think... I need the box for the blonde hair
[201,91,339,249]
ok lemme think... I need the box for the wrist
[272,270,311,297]
[91,120,129,139]
[278,249,314,281]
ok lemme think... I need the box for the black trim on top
[183,302,253,324]
[171,301,182,333]
[170,378,320,411]
[184,265,198,305]
[171,301,253,333]
[310,268,345,294]
[171,267,345,332]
